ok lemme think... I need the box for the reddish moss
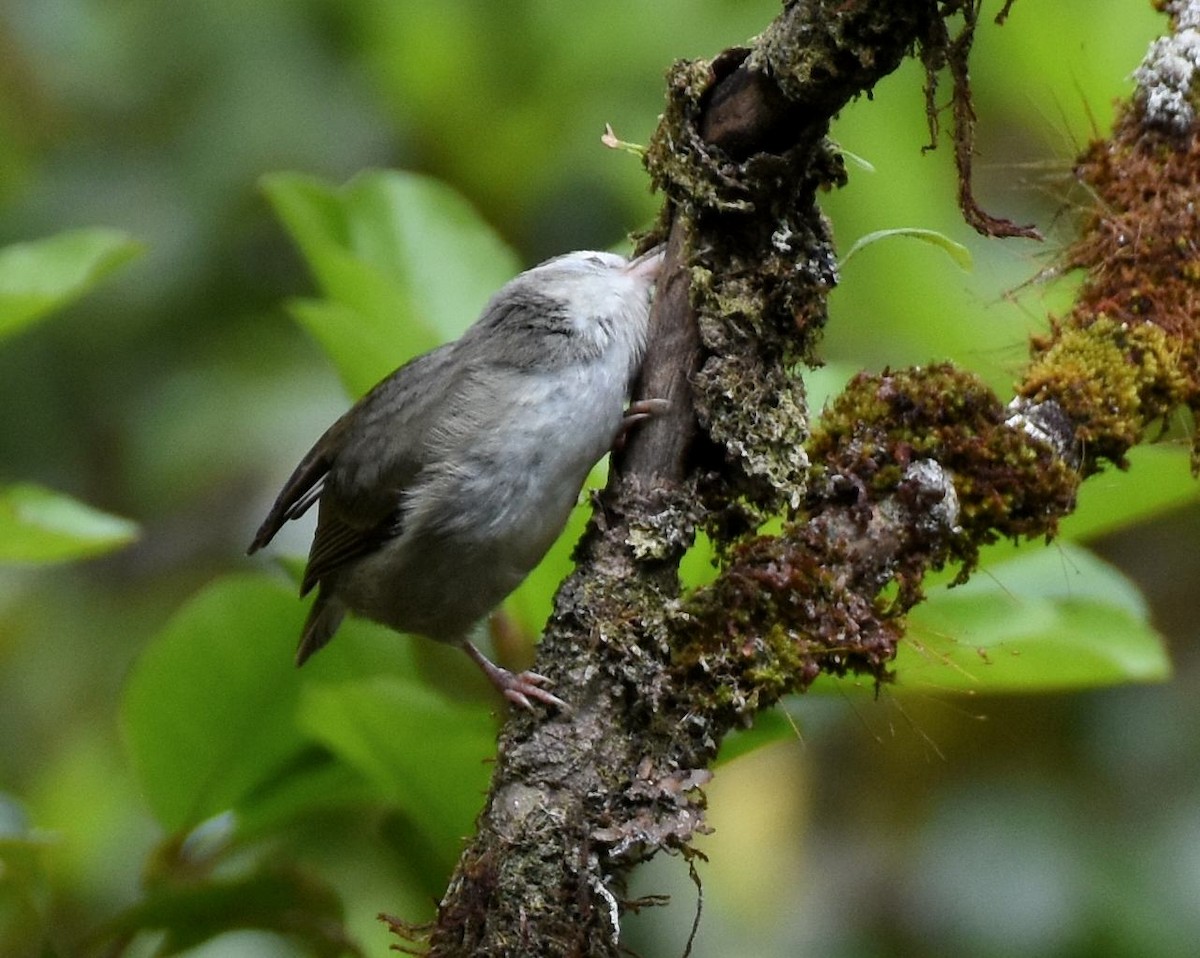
[1024,103,1200,468]
[811,365,1079,554]
[674,525,901,720]
[673,364,1083,715]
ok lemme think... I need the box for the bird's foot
[463,641,568,712]
[613,398,670,450]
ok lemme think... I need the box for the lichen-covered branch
[415,2,1200,955]
[1018,0,1200,471]
[675,0,1200,723]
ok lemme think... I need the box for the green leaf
[262,169,520,395]
[839,227,973,271]
[896,543,1170,694]
[298,676,495,868]
[831,144,877,173]
[93,862,360,958]
[286,297,439,400]
[1060,444,1199,541]
[121,575,311,830]
[0,484,138,563]
[232,758,383,845]
[0,229,142,341]
[122,566,458,836]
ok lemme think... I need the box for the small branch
[922,2,1043,239]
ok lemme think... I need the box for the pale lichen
[645,54,846,526]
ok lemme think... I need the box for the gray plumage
[249,247,664,708]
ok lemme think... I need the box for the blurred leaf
[299,676,495,869]
[1060,444,1199,541]
[121,576,310,831]
[839,227,973,271]
[714,709,799,767]
[262,169,520,395]
[286,297,427,401]
[0,483,138,563]
[296,613,423,684]
[91,862,360,958]
[122,567,463,839]
[0,794,55,958]
[897,543,1170,694]
[232,757,382,845]
[0,229,142,341]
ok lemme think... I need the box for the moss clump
[811,364,1080,564]
[1019,319,1187,468]
[1042,101,1200,468]
[669,363,1087,718]
[673,527,899,723]
[644,53,847,525]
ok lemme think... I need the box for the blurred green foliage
[2,2,1197,957]
[0,228,142,565]
[262,169,521,395]
[0,229,141,339]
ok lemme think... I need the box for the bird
[248,245,665,709]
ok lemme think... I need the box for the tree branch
[425,4,943,955]
[420,1,1200,954]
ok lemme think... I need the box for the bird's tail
[296,589,345,666]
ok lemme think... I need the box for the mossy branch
[416,2,1200,956]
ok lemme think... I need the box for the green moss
[644,50,849,527]
[1057,102,1200,467]
[1020,318,1189,469]
[810,364,1080,565]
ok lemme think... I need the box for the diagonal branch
[425,4,943,954]
[419,2,1200,955]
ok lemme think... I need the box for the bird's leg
[613,398,670,450]
[462,640,568,712]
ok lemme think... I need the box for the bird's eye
[585,254,607,267]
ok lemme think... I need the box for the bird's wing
[247,413,349,555]
[290,344,458,594]
[298,498,403,595]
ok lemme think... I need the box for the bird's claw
[500,669,569,712]
[613,397,670,450]
[464,640,568,712]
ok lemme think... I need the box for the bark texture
[427,5,941,955]
[419,1,1200,954]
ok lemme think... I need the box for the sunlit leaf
[0,229,142,341]
[1060,444,1199,541]
[0,484,138,563]
[262,170,520,395]
[897,544,1169,693]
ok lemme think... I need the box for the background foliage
[1,2,1196,956]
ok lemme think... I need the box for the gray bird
[249,246,665,709]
